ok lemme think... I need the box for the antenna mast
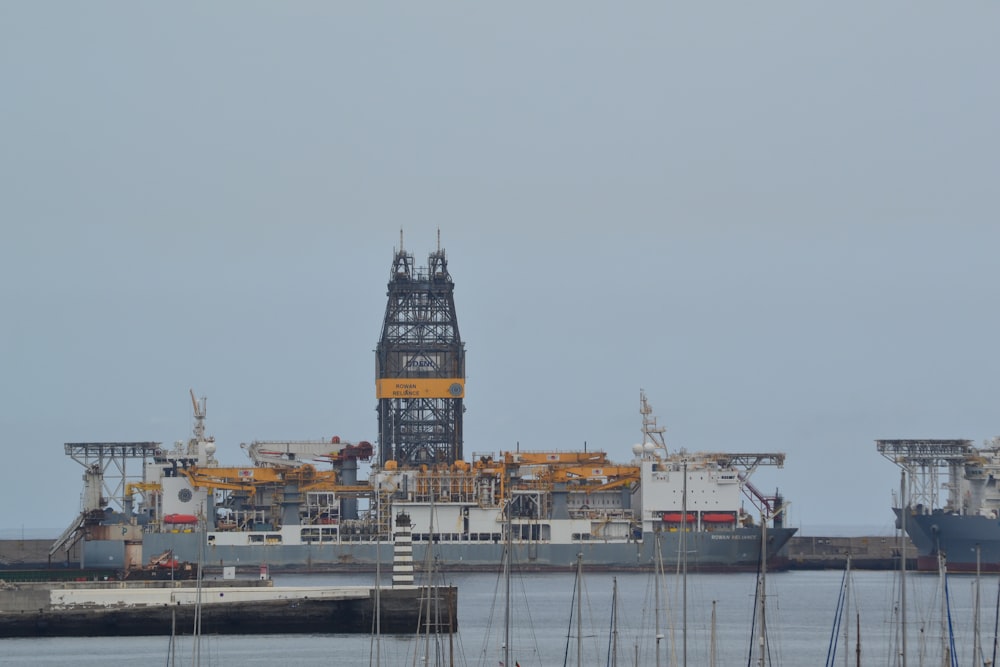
[640,389,667,452]
[189,389,206,441]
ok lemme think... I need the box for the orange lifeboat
[163,513,198,524]
[661,513,696,523]
[701,512,737,523]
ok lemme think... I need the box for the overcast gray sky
[2,3,998,537]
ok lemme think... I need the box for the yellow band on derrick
[376,378,465,399]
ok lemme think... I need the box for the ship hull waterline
[894,507,1000,573]
[80,527,798,574]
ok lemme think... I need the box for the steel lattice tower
[376,238,465,466]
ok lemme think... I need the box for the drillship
[51,240,796,574]
[878,438,1000,572]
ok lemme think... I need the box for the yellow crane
[502,451,610,466]
[543,464,640,494]
[179,464,371,495]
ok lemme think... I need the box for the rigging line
[606,578,616,667]
[509,544,543,659]
[477,563,505,663]
[369,498,380,667]
[563,565,580,667]
[824,567,849,667]
[943,572,958,667]
[992,578,1000,667]
[746,543,763,667]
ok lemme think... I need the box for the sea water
[2,569,995,666]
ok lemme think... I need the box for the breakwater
[0,579,457,638]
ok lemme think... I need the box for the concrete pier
[0,580,457,637]
[785,535,913,570]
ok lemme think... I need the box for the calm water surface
[3,569,996,666]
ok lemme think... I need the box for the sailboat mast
[503,491,512,667]
[610,576,619,667]
[169,601,177,667]
[844,552,851,667]
[757,511,767,667]
[371,492,382,667]
[855,611,860,667]
[709,600,717,667]
[992,577,1000,667]
[449,590,455,667]
[975,544,982,667]
[938,551,949,666]
[900,469,907,667]
[654,533,663,667]
[192,510,204,667]
[423,496,435,665]
[681,459,688,667]
[577,552,583,667]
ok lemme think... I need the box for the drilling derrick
[376,238,465,467]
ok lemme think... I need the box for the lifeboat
[163,513,198,524]
[701,512,737,523]
[661,513,696,523]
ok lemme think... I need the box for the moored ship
[50,392,795,574]
[50,239,795,574]
[878,438,1000,572]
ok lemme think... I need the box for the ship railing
[567,508,634,521]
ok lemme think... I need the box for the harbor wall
[46,584,371,608]
[786,535,913,570]
[0,582,456,637]
[0,539,79,568]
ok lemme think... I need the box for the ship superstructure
[878,438,1000,571]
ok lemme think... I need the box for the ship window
[249,534,265,544]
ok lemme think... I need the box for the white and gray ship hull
[83,527,797,573]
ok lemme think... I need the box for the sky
[2,3,998,538]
